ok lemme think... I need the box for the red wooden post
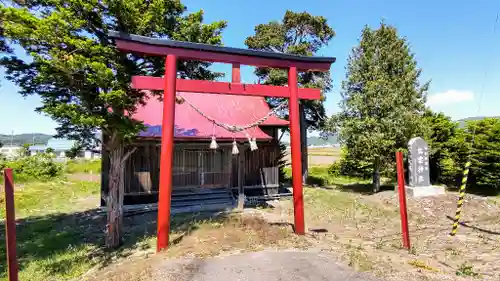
[288,66,305,235]
[3,168,19,281]
[157,54,177,252]
[396,151,410,249]
[232,63,241,83]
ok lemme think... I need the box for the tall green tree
[45,147,55,154]
[65,142,84,159]
[245,10,335,180]
[331,22,429,192]
[0,0,227,247]
[422,110,459,183]
[422,115,500,193]
[462,118,500,191]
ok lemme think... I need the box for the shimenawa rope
[177,94,287,154]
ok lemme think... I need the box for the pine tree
[1,0,226,247]
[333,22,429,192]
[245,10,335,181]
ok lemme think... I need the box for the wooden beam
[114,40,333,71]
[132,76,321,100]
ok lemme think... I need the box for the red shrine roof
[133,92,288,140]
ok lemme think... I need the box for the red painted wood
[288,66,305,235]
[115,40,332,71]
[156,55,177,252]
[396,151,411,249]
[3,168,19,281]
[232,63,241,83]
[131,76,321,100]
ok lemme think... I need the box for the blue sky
[1,0,499,135]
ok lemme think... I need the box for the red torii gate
[109,31,336,252]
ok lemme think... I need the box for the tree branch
[121,146,137,165]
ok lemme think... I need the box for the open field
[284,147,341,166]
[2,163,500,280]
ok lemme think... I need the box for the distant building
[0,145,23,159]
[29,138,100,159]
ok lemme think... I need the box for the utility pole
[10,130,14,146]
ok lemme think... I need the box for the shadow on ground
[447,185,500,197]
[305,174,395,195]
[244,201,276,209]
[337,183,394,194]
[0,209,228,279]
[445,215,500,235]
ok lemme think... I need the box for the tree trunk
[372,156,381,193]
[299,102,308,183]
[105,144,125,248]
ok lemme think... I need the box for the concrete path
[151,250,384,281]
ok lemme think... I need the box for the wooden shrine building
[101,92,289,207]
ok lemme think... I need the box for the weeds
[346,245,373,271]
[409,245,418,255]
[445,247,461,256]
[456,263,479,277]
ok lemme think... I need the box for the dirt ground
[84,250,384,281]
[84,187,500,281]
[67,172,101,182]
[261,188,500,281]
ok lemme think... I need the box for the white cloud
[427,90,474,106]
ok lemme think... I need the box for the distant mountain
[457,116,500,128]
[282,135,338,146]
[0,133,53,146]
[307,136,338,146]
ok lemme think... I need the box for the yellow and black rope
[450,160,471,236]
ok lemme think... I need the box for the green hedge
[0,154,64,182]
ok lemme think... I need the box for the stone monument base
[405,185,446,198]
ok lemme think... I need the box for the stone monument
[406,137,445,197]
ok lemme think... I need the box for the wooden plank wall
[123,141,235,194]
[102,128,283,205]
[123,142,160,195]
[231,141,280,188]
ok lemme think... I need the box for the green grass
[0,175,294,281]
[65,159,101,174]
[0,179,102,281]
[284,165,371,188]
[0,179,100,219]
[0,177,194,281]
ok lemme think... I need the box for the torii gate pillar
[287,66,304,233]
[156,54,177,250]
